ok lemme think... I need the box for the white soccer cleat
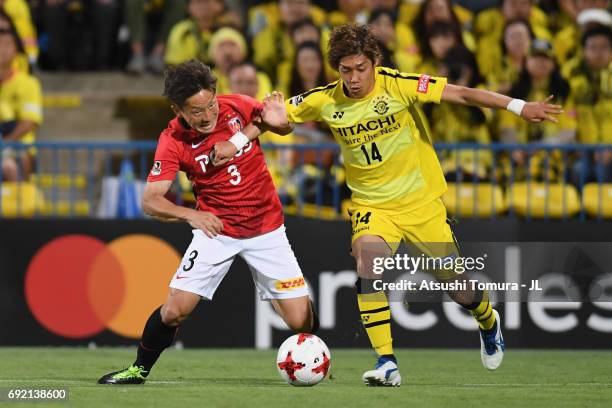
[479,309,505,370]
[362,357,401,387]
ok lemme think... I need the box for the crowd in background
[0,0,611,194]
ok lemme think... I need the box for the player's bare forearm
[248,113,293,136]
[441,84,511,109]
[210,124,261,167]
[212,92,292,166]
[441,83,563,123]
[150,214,182,222]
[143,180,223,237]
[243,122,264,142]
[142,181,195,221]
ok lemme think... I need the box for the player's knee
[160,304,188,326]
[285,310,314,333]
[354,254,380,279]
[352,243,390,279]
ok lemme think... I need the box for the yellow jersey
[4,0,38,63]
[164,20,213,66]
[0,70,42,144]
[568,62,612,144]
[285,66,448,211]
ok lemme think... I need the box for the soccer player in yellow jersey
[212,24,563,386]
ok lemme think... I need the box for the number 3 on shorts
[182,250,198,271]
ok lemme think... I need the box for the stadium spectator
[474,0,550,43]
[368,8,414,72]
[252,0,325,81]
[275,19,333,94]
[164,0,226,66]
[227,61,272,100]
[417,20,463,73]
[0,29,42,181]
[248,0,327,37]
[2,0,37,65]
[124,0,186,75]
[286,41,326,97]
[280,41,336,204]
[481,19,535,94]
[568,26,612,184]
[208,27,248,95]
[328,0,367,27]
[290,16,321,45]
[0,10,27,71]
[398,0,474,28]
[498,39,576,182]
[410,0,477,73]
[421,26,491,181]
[554,2,611,66]
[40,0,120,70]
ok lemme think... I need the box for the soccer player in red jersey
[98,60,316,385]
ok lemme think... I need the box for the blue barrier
[0,141,610,219]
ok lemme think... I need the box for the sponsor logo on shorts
[417,74,431,94]
[275,277,306,291]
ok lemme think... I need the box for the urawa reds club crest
[228,116,243,134]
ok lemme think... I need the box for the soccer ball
[276,333,331,386]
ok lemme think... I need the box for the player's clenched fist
[211,141,237,167]
[187,211,224,238]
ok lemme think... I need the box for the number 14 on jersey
[361,142,383,165]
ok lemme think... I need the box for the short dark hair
[368,7,397,25]
[228,60,258,76]
[581,25,612,47]
[290,18,320,38]
[163,60,217,108]
[327,24,382,70]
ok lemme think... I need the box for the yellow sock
[357,291,394,356]
[470,291,496,331]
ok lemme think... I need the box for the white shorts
[169,225,309,301]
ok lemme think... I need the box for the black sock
[381,354,396,362]
[134,306,178,375]
[310,300,320,333]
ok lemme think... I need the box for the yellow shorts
[348,198,460,278]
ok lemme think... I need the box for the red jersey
[147,94,283,238]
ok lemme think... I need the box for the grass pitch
[0,348,610,407]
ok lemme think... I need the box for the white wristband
[228,131,250,151]
[506,99,526,116]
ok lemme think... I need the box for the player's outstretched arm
[142,180,223,238]
[441,83,564,123]
[211,91,292,166]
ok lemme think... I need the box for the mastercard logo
[25,234,181,339]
